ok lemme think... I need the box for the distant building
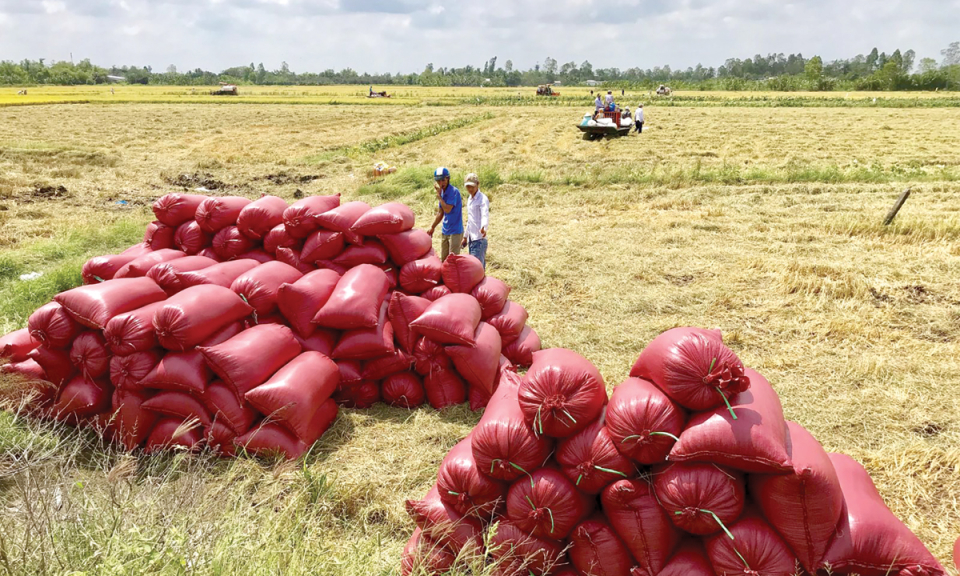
[106,75,126,82]
[584,79,600,87]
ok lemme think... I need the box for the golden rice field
[0,93,958,575]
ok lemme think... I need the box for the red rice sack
[176,259,260,289]
[28,346,75,386]
[204,380,258,434]
[263,224,299,255]
[205,421,238,457]
[230,261,303,317]
[953,538,959,574]
[423,368,466,409]
[69,332,109,379]
[410,293,482,346]
[28,302,84,348]
[109,349,162,390]
[312,264,390,330]
[421,285,451,301]
[351,202,415,236]
[315,259,348,275]
[111,388,158,450]
[237,195,287,240]
[506,466,593,540]
[413,336,452,376]
[406,485,483,552]
[147,255,218,294]
[195,196,252,233]
[601,479,681,575]
[82,252,145,284]
[332,380,380,408]
[315,201,370,244]
[446,323,502,395]
[704,509,799,576]
[244,352,338,442]
[274,247,316,274]
[557,414,634,494]
[153,193,207,227]
[362,349,412,380]
[197,247,220,261]
[471,276,511,319]
[336,360,362,386]
[143,221,176,250]
[669,368,792,473]
[55,277,167,329]
[468,382,493,411]
[332,241,388,267]
[276,269,340,338]
[115,249,186,279]
[173,220,213,255]
[379,229,431,266]
[211,226,257,260]
[436,434,506,518]
[142,390,212,426]
[200,324,301,396]
[282,194,341,239]
[236,422,314,459]
[301,230,345,263]
[657,541,715,576]
[749,421,844,572]
[139,350,212,394]
[654,462,746,535]
[487,301,528,345]
[294,329,338,356]
[332,302,394,360]
[503,325,540,368]
[605,377,686,465]
[489,522,566,576]
[0,328,40,362]
[381,372,425,408]
[821,453,946,576]
[104,301,166,356]
[401,528,455,576]
[400,255,442,294]
[630,327,749,412]
[471,371,553,482]
[144,418,202,453]
[569,516,634,576]
[53,376,111,421]
[238,249,273,264]
[519,348,607,438]
[388,293,430,353]
[440,254,484,293]
[153,285,253,351]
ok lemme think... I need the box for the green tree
[805,55,823,82]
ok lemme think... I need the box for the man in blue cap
[427,166,464,261]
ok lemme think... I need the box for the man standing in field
[428,167,464,261]
[634,103,644,133]
[460,173,490,269]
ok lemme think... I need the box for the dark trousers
[635,121,643,133]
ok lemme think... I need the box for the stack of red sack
[0,193,541,458]
[403,328,946,576]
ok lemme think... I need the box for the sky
[1,0,958,73]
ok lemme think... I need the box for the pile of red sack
[0,193,540,458]
[403,328,946,576]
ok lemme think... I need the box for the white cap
[464,173,479,186]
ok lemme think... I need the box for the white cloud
[41,0,65,14]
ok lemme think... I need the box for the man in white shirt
[460,173,490,269]
[634,103,645,133]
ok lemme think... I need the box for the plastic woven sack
[237,195,287,240]
[519,348,607,438]
[195,196,252,233]
[601,478,681,575]
[556,414,635,494]
[153,285,253,351]
[153,193,207,227]
[282,194,341,239]
[605,377,686,465]
[55,277,167,329]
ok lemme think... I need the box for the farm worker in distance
[635,103,644,133]
[428,166,464,261]
[605,90,615,111]
[460,173,490,270]
[594,94,603,111]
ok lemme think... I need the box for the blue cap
[434,167,450,181]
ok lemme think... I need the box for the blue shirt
[440,184,464,235]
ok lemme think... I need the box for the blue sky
[1,0,958,72]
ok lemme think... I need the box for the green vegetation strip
[457,95,960,108]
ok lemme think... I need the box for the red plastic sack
[351,202,415,236]
[109,349,162,390]
[294,329,338,356]
[203,321,247,347]
[263,224,299,255]
[421,285,451,301]
[273,247,314,274]
[211,226,257,260]
[332,302,394,360]
[301,230,345,263]
[669,368,792,473]
[139,350,212,394]
[405,485,483,552]
[749,421,844,572]
[115,249,186,279]
[197,247,220,261]
[153,193,207,227]
[436,434,506,518]
[654,462,745,535]
[362,349,412,380]
[111,388,158,450]
[82,252,144,284]
[28,345,75,386]
[503,325,540,368]
[657,541,715,576]
[312,264,390,330]
[0,328,40,362]
[472,372,553,482]
[104,301,165,356]
[400,255,442,294]
[244,352,338,442]
[315,201,370,244]
[381,372,425,408]
[953,538,959,574]
[569,516,634,576]
[410,294,482,346]
[176,259,260,289]
[487,302,528,345]
[69,332,109,378]
[200,324,300,396]
[704,509,799,576]
[332,241,388,267]
[173,220,213,255]
[630,327,749,412]
[147,255,217,294]
[195,196,252,233]
[557,414,634,494]
[153,285,254,351]
[489,522,566,576]
[229,261,302,316]
[413,336,452,376]
[204,380,258,434]
[52,376,111,421]
[471,276,511,319]
[283,195,341,239]
[332,380,380,408]
[143,221,176,250]
[388,293,430,353]
[468,383,492,411]
[56,277,167,329]
[378,229,431,266]
[506,466,593,540]
[204,421,238,457]
[821,453,945,576]
[446,323,502,395]
[440,254,485,293]
[28,301,84,348]
[601,479,682,575]
[423,368,466,409]
[519,348,607,438]
[144,418,202,453]
[605,377,686,465]
[401,528,455,576]
[142,390,212,426]
[237,195,287,240]
[238,249,273,264]
[276,269,339,337]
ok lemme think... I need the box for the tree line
[2,43,959,91]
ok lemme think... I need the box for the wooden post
[883,189,912,226]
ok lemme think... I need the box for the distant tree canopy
[1,43,959,90]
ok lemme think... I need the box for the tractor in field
[656,84,672,96]
[536,84,560,97]
[211,84,239,96]
[578,108,631,139]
